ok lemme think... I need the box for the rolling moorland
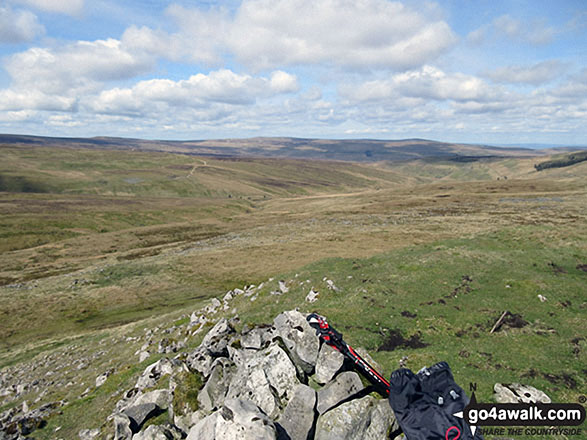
[0,136,586,439]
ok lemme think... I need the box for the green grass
[229,225,586,409]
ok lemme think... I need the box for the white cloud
[485,60,567,85]
[4,38,154,96]
[12,0,84,16]
[0,88,76,111]
[130,0,457,71]
[470,14,556,46]
[89,69,299,115]
[0,6,44,43]
[342,66,494,103]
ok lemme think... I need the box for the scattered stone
[325,280,338,291]
[78,428,101,439]
[306,288,319,303]
[96,369,114,387]
[494,383,551,404]
[278,280,289,294]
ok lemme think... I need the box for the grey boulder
[314,344,344,385]
[273,311,320,375]
[277,384,316,440]
[187,398,277,440]
[316,372,364,415]
[315,396,396,440]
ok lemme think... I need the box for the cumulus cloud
[342,66,494,103]
[485,60,567,85]
[0,6,44,43]
[129,0,457,71]
[89,69,299,115]
[12,0,84,16]
[4,38,154,96]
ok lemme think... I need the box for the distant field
[0,141,585,440]
[1,144,586,348]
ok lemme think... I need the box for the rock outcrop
[102,310,398,439]
[0,305,401,440]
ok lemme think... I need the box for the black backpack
[388,362,483,440]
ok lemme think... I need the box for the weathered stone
[273,311,320,374]
[139,351,150,363]
[314,344,344,385]
[305,288,319,303]
[261,343,300,403]
[96,369,113,387]
[133,390,171,410]
[114,414,133,440]
[132,424,183,440]
[198,359,235,412]
[123,403,159,432]
[191,398,278,440]
[241,328,263,349]
[79,428,101,439]
[173,410,207,434]
[216,399,276,439]
[315,396,395,440]
[186,412,219,440]
[494,383,551,404]
[277,384,316,440]
[317,372,364,415]
[226,362,278,418]
[136,359,174,390]
[362,399,399,439]
[279,280,289,294]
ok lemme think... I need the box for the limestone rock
[226,362,278,418]
[187,399,277,440]
[186,411,219,440]
[277,384,316,440]
[198,359,235,412]
[314,344,344,385]
[315,395,395,440]
[306,288,319,303]
[132,424,183,440]
[133,390,171,410]
[317,372,364,415]
[261,343,300,403]
[123,403,160,432]
[494,383,551,404]
[136,359,174,390]
[273,311,320,374]
[96,369,113,387]
[114,413,133,440]
[79,428,101,439]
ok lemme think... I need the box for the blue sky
[0,0,585,144]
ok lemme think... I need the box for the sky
[0,0,585,144]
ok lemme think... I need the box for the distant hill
[0,134,552,162]
[534,150,587,171]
